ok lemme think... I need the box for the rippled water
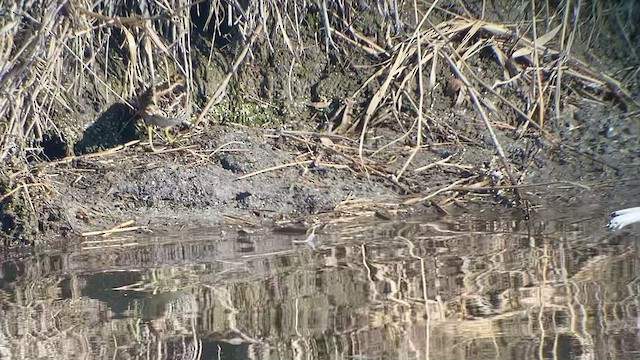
[0,212,638,360]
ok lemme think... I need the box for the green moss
[207,81,285,127]
[209,100,283,127]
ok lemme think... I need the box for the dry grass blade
[80,220,142,237]
[530,5,546,128]
[413,155,455,173]
[358,44,409,162]
[512,25,562,59]
[404,177,475,205]
[274,4,295,54]
[236,160,313,180]
[38,140,140,168]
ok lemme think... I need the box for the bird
[136,74,190,152]
[607,206,640,230]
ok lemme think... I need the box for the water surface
[0,212,638,359]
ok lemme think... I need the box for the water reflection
[0,213,638,359]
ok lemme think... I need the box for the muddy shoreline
[28,110,639,246]
[1,1,639,246]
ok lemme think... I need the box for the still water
[0,213,638,360]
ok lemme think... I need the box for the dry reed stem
[404,177,478,205]
[358,44,408,163]
[393,0,435,182]
[235,160,313,180]
[413,155,455,173]
[450,180,591,192]
[81,219,145,237]
[0,182,45,203]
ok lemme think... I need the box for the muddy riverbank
[1,1,638,246]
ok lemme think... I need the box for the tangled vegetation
[0,0,638,243]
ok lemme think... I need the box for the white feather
[608,207,640,230]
